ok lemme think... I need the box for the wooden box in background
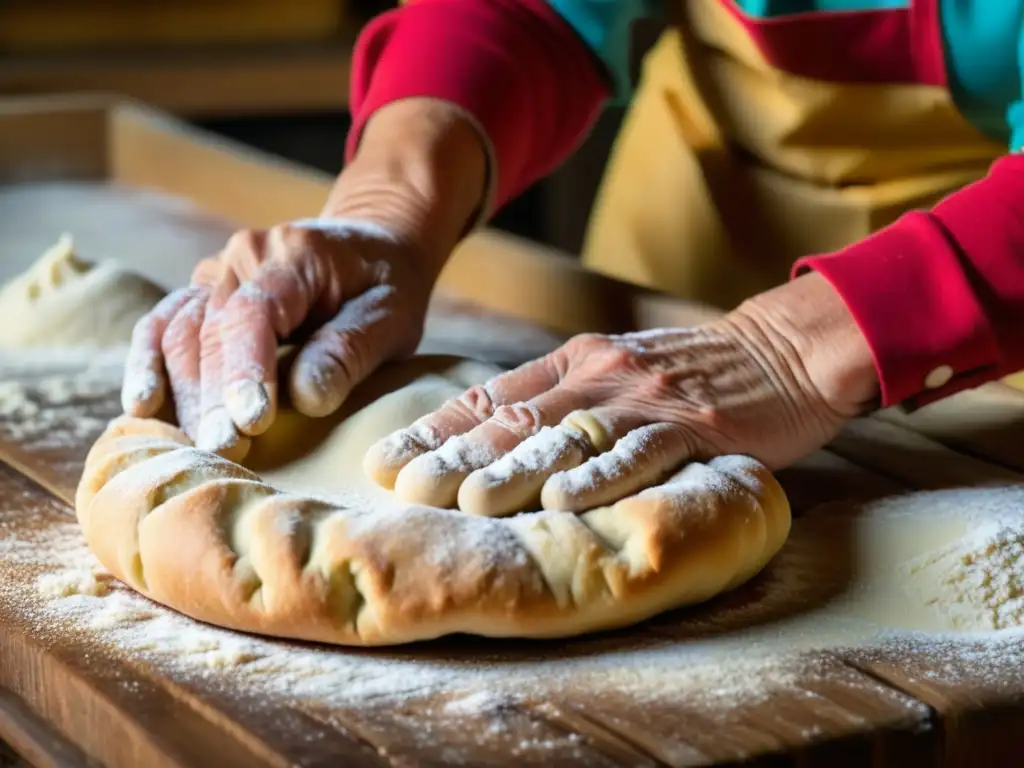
[0,0,348,53]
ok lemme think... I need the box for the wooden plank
[109,102,336,228]
[0,1,343,53]
[0,44,354,117]
[528,656,936,768]
[877,383,1024,473]
[0,686,88,768]
[827,415,1022,490]
[0,96,108,183]
[848,645,1024,768]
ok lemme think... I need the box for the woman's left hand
[363,272,879,516]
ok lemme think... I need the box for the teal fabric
[544,0,663,100]
[546,0,1024,147]
[733,0,906,14]
[939,0,1023,145]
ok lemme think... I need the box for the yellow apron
[581,0,1004,311]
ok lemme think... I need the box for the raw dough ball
[0,235,165,349]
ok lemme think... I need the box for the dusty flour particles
[2,350,1024,741]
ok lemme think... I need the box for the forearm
[346,0,609,212]
[323,98,487,282]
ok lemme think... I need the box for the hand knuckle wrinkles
[493,403,543,435]
[565,333,601,355]
[455,385,495,420]
[317,328,368,377]
[227,229,259,250]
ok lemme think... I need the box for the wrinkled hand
[121,219,431,459]
[364,309,869,517]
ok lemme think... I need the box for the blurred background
[0,0,654,255]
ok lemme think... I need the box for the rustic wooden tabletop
[3,174,1024,768]
[2,332,1024,767]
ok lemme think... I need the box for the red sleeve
[346,0,609,211]
[793,154,1024,409]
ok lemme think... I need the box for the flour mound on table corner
[0,234,165,349]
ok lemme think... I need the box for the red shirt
[346,0,1024,410]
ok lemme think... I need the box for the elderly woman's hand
[120,220,435,460]
[365,272,879,515]
[119,98,488,460]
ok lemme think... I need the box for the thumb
[288,284,417,418]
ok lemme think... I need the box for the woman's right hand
[120,219,436,459]
[120,98,490,459]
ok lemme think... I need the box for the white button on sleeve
[924,365,954,389]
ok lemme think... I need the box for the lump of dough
[0,235,165,349]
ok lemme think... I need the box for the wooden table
[2,340,1024,767]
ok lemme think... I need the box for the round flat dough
[0,235,165,349]
[76,355,792,646]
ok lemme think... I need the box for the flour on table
[7,483,1024,719]
[903,509,1024,631]
[36,568,112,598]
[0,349,124,453]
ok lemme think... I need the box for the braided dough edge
[75,416,791,646]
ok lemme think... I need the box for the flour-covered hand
[121,220,431,459]
[365,273,880,515]
[120,98,489,459]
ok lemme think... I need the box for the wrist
[732,272,880,415]
[325,98,490,281]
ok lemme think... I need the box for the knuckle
[564,333,606,356]
[645,369,677,396]
[226,228,261,252]
[492,403,545,437]
[273,223,321,258]
[453,384,496,421]
[588,345,641,378]
[191,257,224,285]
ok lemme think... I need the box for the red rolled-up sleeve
[346,0,609,213]
[794,154,1024,408]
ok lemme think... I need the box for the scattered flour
[904,516,1024,631]
[8,485,1024,729]
[0,348,125,452]
[36,567,112,598]
[3,347,1024,757]
[1,483,813,720]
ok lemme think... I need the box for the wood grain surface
[12,371,1024,766]
[0,378,939,768]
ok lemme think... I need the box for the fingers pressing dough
[542,422,695,512]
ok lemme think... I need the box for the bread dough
[76,355,791,646]
[0,235,165,349]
